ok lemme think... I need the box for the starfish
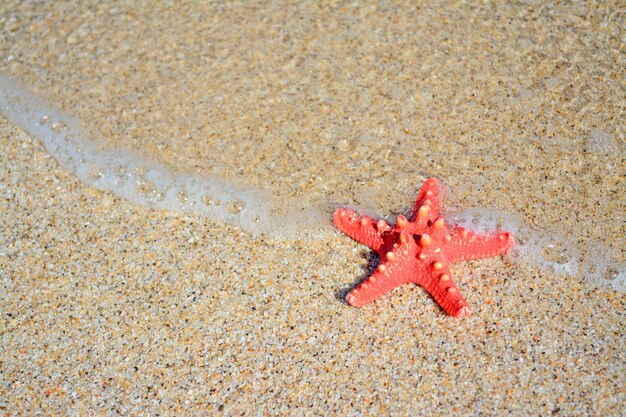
[334,178,514,318]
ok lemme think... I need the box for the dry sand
[1,1,624,415]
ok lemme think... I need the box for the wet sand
[1,2,624,415]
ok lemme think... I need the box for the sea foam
[0,74,330,239]
[1,74,623,292]
[448,208,625,293]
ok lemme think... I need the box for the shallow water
[1,2,624,415]
[1,72,623,291]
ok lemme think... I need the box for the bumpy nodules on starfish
[334,178,514,318]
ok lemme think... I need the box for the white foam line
[1,73,623,292]
[448,207,625,293]
[0,74,331,240]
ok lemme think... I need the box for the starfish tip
[455,306,471,318]
[345,292,356,306]
[332,207,346,223]
[345,291,366,308]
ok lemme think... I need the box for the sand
[1,1,624,415]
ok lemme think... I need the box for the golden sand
[1,2,623,415]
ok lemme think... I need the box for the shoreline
[1,1,624,415]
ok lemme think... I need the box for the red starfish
[334,178,514,318]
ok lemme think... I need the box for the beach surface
[1,1,624,415]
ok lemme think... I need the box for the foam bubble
[613,270,626,293]
[0,73,330,240]
[534,232,580,277]
[579,240,626,292]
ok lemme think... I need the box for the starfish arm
[333,207,387,253]
[409,177,442,223]
[445,227,514,263]
[345,261,410,307]
[417,265,471,318]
